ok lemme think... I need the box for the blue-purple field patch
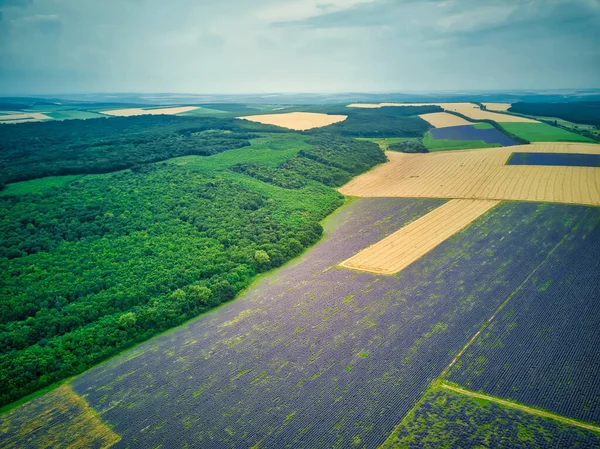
[431,125,519,146]
[507,152,600,167]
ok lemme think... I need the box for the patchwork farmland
[2,100,600,449]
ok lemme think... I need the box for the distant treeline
[509,102,600,127]
[0,115,285,184]
[307,105,441,138]
[0,125,385,406]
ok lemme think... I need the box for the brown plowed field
[340,199,500,274]
[339,143,600,206]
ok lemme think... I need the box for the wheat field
[347,102,537,123]
[418,112,472,128]
[100,106,199,117]
[339,143,600,206]
[340,199,500,274]
[239,112,347,130]
[482,103,512,111]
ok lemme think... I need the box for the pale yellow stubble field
[0,112,52,124]
[347,102,537,123]
[482,103,512,111]
[340,199,500,275]
[339,143,600,206]
[418,112,472,128]
[238,112,347,131]
[100,106,199,117]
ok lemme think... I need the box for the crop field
[499,122,596,143]
[430,124,520,146]
[4,199,592,448]
[381,389,600,449]
[422,133,500,152]
[445,204,600,424]
[339,143,600,205]
[348,102,538,123]
[482,102,512,111]
[239,112,347,130]
[0,384,120,448]
[0,112,52,124]
[508,152,600,167]
[45,110,106,120]
[99,106,200,116]
[418,112,472,128]
[340,199,500,274]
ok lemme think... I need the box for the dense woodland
[0,115,387,406]
[308,105,440,138]
[508,101,600,127]
[0,115,283,184]
[389,140,430,153]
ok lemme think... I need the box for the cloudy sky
[0,0,598,94]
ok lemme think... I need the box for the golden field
[100,106,199,117]
[339,143,600,206]
[340,199,500,274]
[418,112,472,128]
[238,112,347,131]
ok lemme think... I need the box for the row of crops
[65,200,598,448]
[446,206,600,425]
[383,390,600,448]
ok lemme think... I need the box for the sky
[0,0,599,95]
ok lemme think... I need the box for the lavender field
[63,198,597,448]
[431,124,519,146]
[446,206,600,424]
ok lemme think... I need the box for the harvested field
[339,143,600,206]
[0,384,120,449]
[238,112,347,130]
[430,125,519,146]
[99,106,199,117]
[348,102,538,123]
[419,112,472,128]
[0,112,52,124]
[340,199,500,274]
[482,102,512,111]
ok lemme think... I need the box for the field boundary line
[339,199,500,275]
[440,382,600,433]
[439,226,574,379]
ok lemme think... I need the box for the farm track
[340,199,500,274]
[339,143,600,206]
[440,383,600,434]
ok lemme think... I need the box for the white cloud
[256,0,377,23]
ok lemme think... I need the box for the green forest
[0,115,387,407]
[508,101,600,127]
[0,115,284,185]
